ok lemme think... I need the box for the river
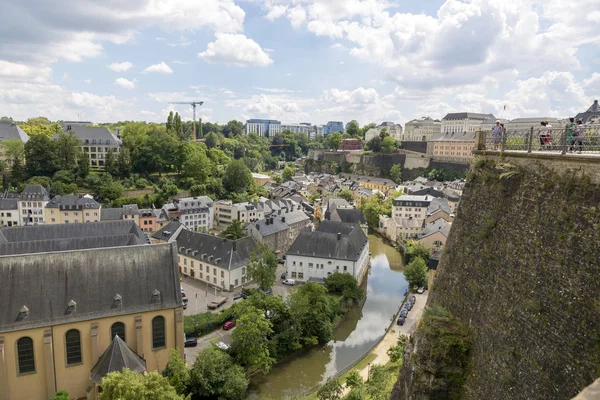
[247,235,407,399]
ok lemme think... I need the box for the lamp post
[367,363,372,382]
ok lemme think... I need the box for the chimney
[232,241,237,251]
[281,216,286,223]
[337,232,341,240]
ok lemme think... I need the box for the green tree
[97,177,124,202]
[164,349,190,395]
[77,153,90,179]
[223,159,252,194]
[99,369,185,400]
[174,112,183,139]
[390,164,403,184]
[289,282,336,345]
[327,131,342,152]
[387,344,404,363]
[404,256,428,289]
[117,148,131,177]
[3,139,27,183]
[189,346,248,400]
[55,131,82,171]
[205,132,218,149]
[104,150,118,175]
[231,305,274,373]
[182,144,210,183]
[222,219,245,240]
[366,136,382,152]
[379,128,389,139]
[346,120,360,138]
[359,194,390,231]
[222,120,244,137]
[25,135,59,177]
[359,123,376,139]
[345,371,364,390]
[337,188,354,203]
[324,272,363,304]
[405,242,430,264]
[282,166,295,182]
[50,390,69,400]
[246,243,278,290]
[365,365,388,400]
[121,122,148,150]
[381,136,397,153]
[166,111,174,133]
[318,377,342,400]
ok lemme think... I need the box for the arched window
[17,337,35,374]
[111,322,126,342]
[65,329,82,365]
[152,316,165,349]
[433,240,443,248]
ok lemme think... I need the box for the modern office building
[245,119,282,137]
[323,121,345,136]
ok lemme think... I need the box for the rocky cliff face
[392,157,600,400]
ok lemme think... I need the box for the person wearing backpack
[573,120,585,154]
[567,118,576,152]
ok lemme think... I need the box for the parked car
[397,316,406,326]
[182,295,188,304]
[215,341,230,351]
[405,301,413,311]
[283,279,296,286]
[400,309,408,318]
[261,288,273,296]
[223,321,236,330]
[417,287,425,294]
[184,336,198,347]
[410,295,416,304]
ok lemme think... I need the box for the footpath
[340,290,429,395]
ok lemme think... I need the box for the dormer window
[113,294,122,308]
[152,289,161,302]
[67,299,77,313]
[19,305,29,320]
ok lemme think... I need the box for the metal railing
[481,124,600,155]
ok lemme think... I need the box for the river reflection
[247,235,407,399]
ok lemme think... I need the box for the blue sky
[0,0,598,126]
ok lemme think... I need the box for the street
[184,326,236,366]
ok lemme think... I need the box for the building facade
[324,121,345,136]
[280,123,312,135]
[164,196,214,232]
[392,195,432,219]
[18,185,50,226]
[246,210,310,254]
[44,195,101,224]
[338,138,363,151]
[404,117,442,142]
[245,119,282,137]
[0,242,183,400]
[364,122,403,142]
[215,201,264,226]
[441,112,496,134]
[427,131,477,163]
[0,194,19,227]
[174,230,258,292]
[59,122,121,168]
[285,221,369,284]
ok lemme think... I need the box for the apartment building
[174,230,258,291]
[404,117,441,142]
[392,195,432,219]
[379,215,425,241]
[59,122,121,168]
[44,195,101,224]
[214,200,264,226]
[364,122,403,141]
[246,210,311,254]
[163,196,214,232]
[0,193,19,227]
[441,112,496,134]
[285,221,369,284]
[245,119,282,137]
[17,185,50,226]
[427,131,477,164]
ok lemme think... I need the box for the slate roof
[330,208,366,224]
[418,219,452,239]
[0,198,17,211]
[45,194,100,209]
[441,112,496,121]
[152,221,187,242]
[0,243,181,333]
[174,230,257,270]
[59,125,121,146]
[392,217,425,229]
[0,120,29,143]
[0,234,140,256]
[0,220,146,245]
[287,221,368,261]
[575,100,600,123]
[427,198,452,215]
[251,217,289,237]
[429,131,477,142]
[20,184,49,200]
[101,208,123,221]
[90,335,146,383]
[281,210,310,225]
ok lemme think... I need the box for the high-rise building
[323,121,345,136]
[245,119,282,137]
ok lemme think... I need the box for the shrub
[50,390,69,400]
[184,307,237,337]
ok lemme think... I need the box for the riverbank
[302,289,429,399]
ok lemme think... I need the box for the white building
[392,195,433,219]
[379,215,425,242]
[504,117,564,133]
[404,117,442,142]
[214,201,264,226]
[285,221,370,284]
[245,119,282,137]
[441,112,496,134]
[0,194,19,227]
[18,184,50,226]
[165,196,214,232]
[174,229,258,292]
[365,122,403,142]
[281,123,312,135]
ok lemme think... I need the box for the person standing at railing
[567,118,576,152]
[539,121,551,149]
[491,120,503,150]
[573,120,585,154]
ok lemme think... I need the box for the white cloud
[115,77,135,89]
[266,5,288,20]
[320,86,402,124]
[172,60,189,64]
[583,73,600,98]
[255,87,304,93]
[107,62,133,72]
[0,60,52,82]
[148,92,195,103]
[143,62,173,74]
[199,34,273,67]
[226,93,312,121]
[84,79,91,84]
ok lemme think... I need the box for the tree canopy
[246,243,278,290]
[222,220,245,240]
[99,369,185,400]
[231,305,275,373]
[404,256,428,289]
[327,131,342,151]
[189,346,248,400]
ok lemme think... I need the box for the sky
[0,0,599,126]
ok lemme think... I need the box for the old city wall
[392,152,600,400]
[305,150,406,176]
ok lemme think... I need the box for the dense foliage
[99,369,185,400]
[404,256,429,290]
[324,272,364,304]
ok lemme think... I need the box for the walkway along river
[246,235,408,399]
